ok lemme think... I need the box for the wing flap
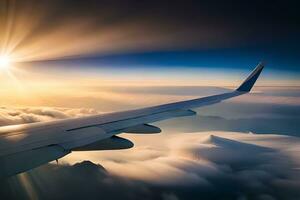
[61,126,107,150]
[0,145,70,179]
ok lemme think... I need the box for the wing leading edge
[0,62,264,178]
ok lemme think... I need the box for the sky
[0,0,300,200]
[0,0,299,91]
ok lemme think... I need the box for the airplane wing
[0,62,264,178]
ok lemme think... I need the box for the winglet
[236,62,265,92]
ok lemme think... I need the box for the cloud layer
[0,107,99,126]
[2,132,300,200]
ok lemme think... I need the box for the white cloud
[0,107,100,126]
[1,131,299,199]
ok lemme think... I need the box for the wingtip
[236,62,265,92]
[258,60,265,66]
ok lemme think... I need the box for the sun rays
[0,55,11,69]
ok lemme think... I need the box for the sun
[0,55,11,69]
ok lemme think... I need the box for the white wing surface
[0,62,264,178]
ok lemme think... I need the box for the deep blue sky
[13,0,300,84]
[35,41,300,74]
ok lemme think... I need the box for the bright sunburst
[0,55,11,69]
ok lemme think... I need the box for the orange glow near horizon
[0,0,299,109]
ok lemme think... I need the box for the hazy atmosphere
[0,0,299,200]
